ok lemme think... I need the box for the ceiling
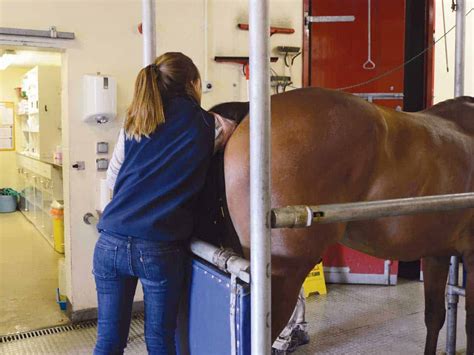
[0,49,61,68]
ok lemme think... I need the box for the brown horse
[222,87,474,354]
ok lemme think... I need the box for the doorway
[302,0,435,283]
[0,48,68,334]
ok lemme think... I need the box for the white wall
[0,0,303,314]
[0,67,30,190]
[156,0,303,108]
[434,0,474,102]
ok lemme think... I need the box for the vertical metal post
[249,0,272,354]
[453,0,465,97]
[446,2,465,353]
[142,0,156,67]
[446,256,460,354]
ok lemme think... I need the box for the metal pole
[249,0,272,353]
[446,256,460,355]
[272,193,474,228]
[447,1,466,353]
[454,0,465,97]
[142,0,156,67]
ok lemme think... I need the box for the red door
[304,0,406,285]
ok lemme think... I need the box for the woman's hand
[211,112,237,153]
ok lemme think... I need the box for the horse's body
[222,87,474,354]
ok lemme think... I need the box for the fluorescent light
[0,51,16,70]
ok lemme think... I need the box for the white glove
[211,112,237,153]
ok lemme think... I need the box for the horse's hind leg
[423,256,450,355]
[463,253,474,354]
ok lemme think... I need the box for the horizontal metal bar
[0,27,75,40]
[189,238,250,283]
[353,93,404,100]
[272,193,474,228]
[449,285,466,297]
[307,16,355,23]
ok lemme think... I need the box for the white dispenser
[83,74,117,124]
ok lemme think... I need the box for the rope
[442,0,450,72]
[334,7,473,91]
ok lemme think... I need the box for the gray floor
[295,279,466,354]
[0,280,467,354]
[0,212,69,335]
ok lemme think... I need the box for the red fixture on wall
[237,23,295,36]
[214,56,279,80]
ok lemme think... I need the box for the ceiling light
[0,50,17,70]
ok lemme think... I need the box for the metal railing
[271,193,474,228]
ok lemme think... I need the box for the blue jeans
[92,232,187,355]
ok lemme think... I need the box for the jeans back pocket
[92,244,118,280]
[140,247,184,282]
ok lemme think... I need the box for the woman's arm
[106,128,125,191]
[211,112,237,153]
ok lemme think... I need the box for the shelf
[17,151,62,168]
[214,56,279,64]
[20,210,54,248]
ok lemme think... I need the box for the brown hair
[124,52,202,141]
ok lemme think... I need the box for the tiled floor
[295,279,466,354]
[0,279,467,354]
[0,212,69,335]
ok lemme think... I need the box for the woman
[94,52,235,355]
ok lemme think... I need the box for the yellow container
[51,205,64,254]
[303,262,327,297]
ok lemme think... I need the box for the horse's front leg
[463,252,474,354]
[423,256,450,355]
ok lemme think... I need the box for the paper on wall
[0,106,14,125]
[0,138,13,149]
[0,127,12,138]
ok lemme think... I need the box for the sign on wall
[0,102,15,150]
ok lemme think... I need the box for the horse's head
[209,102,249,125]
[424,96,474,135]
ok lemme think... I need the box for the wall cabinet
[17,66,61,160]
[16,154,63,247]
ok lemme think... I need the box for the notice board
[0,102,15,151]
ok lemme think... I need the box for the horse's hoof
[286,328,310,352]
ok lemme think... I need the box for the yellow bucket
[51,206,64,254]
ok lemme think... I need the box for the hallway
[0,212,69,335]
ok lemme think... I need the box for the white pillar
[142,0,156,67]
[249,0,272,353]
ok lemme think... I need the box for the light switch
[97,142,109,154]
[96,158,109,171]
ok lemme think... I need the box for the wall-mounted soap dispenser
[83,74,117,124]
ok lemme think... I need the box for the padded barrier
[177,257,251,355]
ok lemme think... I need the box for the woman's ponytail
[125,52,201,142]
[124,64,165,142]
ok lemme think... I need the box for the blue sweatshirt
[97,96,215,241]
